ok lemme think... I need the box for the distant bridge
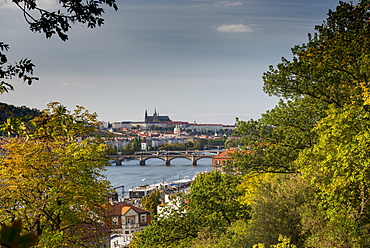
[107,150,220,166]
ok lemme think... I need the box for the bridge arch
[140,156,166,166]
[166,157,195,166]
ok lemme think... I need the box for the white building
[108,202,151,248]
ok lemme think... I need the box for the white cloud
[193,1,243,8]
[228,2,243,6]
[192,3,210,8]
[37,0,60,10]
[217,24,254,33]
[220,1,243,7]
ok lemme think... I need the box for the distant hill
[0,102,41,123]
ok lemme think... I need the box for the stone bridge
[107,150,219,166]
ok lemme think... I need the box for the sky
[0,0,348,124]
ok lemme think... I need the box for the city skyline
[0,0,349,124]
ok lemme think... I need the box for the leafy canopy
[0,102,112,247]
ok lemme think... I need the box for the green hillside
[0,102,40,122]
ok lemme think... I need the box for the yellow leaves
[238,173,276,206]
[305,52,315,57]
[359,82,370,105]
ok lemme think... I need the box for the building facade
[107,202,151,248]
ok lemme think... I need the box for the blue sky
[0,0,347,124]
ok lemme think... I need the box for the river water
[104,157,213,194]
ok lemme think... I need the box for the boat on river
[128,178,192,198]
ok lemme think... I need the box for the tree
[130,171,249,248]
[1,0,118,93]
[297,104,370,247]
[262,0,370,107]
[140,190,161,219]
[189,220,250,248]
[232,97,326,174]
[242,174,312,247]
[122,137,141,155]
[0,102,112,247]
[130,195,199,248]
[188,171,249,228]
[0,102,40,121]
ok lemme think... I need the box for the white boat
[128,178,192,198]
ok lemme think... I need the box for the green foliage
[207,136,226,147]
[262,0,370,106]
[141,190,161,218]
[224,138,240,149]
[0,102,40,121]
[190,139,205,150]
[245,174,312,247]
[131,202,199,248]
[122,137,141,154]
[106,145,117,155]
[188,171,249,227]
[130,171,249,248]
[297,104,370,247]
[158,143,186,151]
[233,97,326,174]
[190,220,250,248]
[253,235,297,248]
[0,103,112,247]
[158,140,204,151]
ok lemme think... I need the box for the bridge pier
[191,156,197,166]
[164,156,170,166]
[115,160,122,166]
[139,159,146,166]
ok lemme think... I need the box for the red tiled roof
[189,123,222,126]
[108,202,149,217]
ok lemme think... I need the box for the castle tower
[174,125,181,137]
[153,108,159,122]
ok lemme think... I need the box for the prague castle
[112,109,235,132]
[144,109,171,123]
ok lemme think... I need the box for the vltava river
[104,157,212,195]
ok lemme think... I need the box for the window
[126,216,135,224]
[112,217,118,226]
[140,214,147,223]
